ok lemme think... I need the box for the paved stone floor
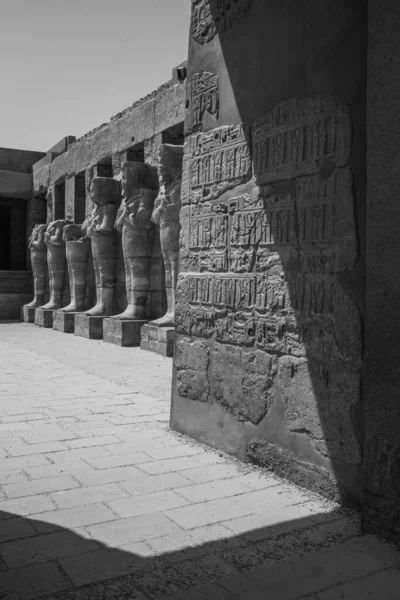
[0,322,399,600]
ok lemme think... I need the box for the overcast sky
[0,0,191,152]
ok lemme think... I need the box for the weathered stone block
[140,324,175,357]
[74,315,104,340]
[53,311,78,334]
[103,319,147,347]
[34,308,54,328]
[21,306,35,323]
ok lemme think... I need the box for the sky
[0,0,191,152]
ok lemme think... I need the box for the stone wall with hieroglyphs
[173,0,364,504]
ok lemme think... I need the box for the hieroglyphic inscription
[154,83,186,134]
[180,273,336,317]
[186,72,219,134]
[255,275,335,316]
[252,97,352,185]
[296,168,357,273]
[230,191,296,248]
[190,204,228,250]
[191,0,253,45]
[187,273,256,310]
[190,124,252,202]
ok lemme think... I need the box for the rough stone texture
[53,311,77,334]
[141,324,176,357]
[172,0,366,507]
[362,0,400,544]
[103,318,147,347]
[74,314,104,340]
[34,308,54,328]
[175,336,210,403]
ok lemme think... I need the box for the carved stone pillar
[74,177,121,340]
[103,161,158,347]
[22,224,48,323]
[141,144,183,356]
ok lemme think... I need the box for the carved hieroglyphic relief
[191,0,253,45]
[154,84,186,135]
[189,124,252,202]
[296,167,357,273]
[186,72,219,134]
[253,97,352,185]
[176,95,361,466]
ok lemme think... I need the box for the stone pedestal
[21,306,35,323]
[74,314,104,340]
[34,308,54,328]
[140,324,175,357]
[53,311,78,334]
[103,318,147,347]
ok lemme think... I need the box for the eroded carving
[24,224,47,309]
[253,97,352,185]
[213,343,277,425]
[191,0,253,45]
[175,337,210,403]
[150,144,184,327]
[40,220,71,310]
[186,72,219,134]
[60,224,91,313]
[85,177,120,317]
[189,124,252,203]
[114,162,158,320]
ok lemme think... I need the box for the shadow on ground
[0,504,381,600]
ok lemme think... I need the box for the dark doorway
[162,122,184,145]
[0,198,27,270]
[0,206,11,269]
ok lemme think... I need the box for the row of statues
[25,144,184,329]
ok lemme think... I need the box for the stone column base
[53,311,79,334]
[34,308,55,328]
[140,324,175,357]
[21,306,35,323]
[103,318,148,347]
[74,314,105,340]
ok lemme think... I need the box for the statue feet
[40,300,62,311]
[112,305,145,321]
[149,313,175,328]
[25,297,45,309]
[85,303,110,317]
[60,301,86,313]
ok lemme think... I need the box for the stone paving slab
[0,322,399,599]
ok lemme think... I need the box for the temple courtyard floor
[0,321,399,600]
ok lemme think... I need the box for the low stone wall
[0,271,33,319]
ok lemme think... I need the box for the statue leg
[150,221,180,327]
[114,229,151,320]
[61,241,90,313]
[25,250,47,308]
[85,235,117,317]
[40,246,67,310]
